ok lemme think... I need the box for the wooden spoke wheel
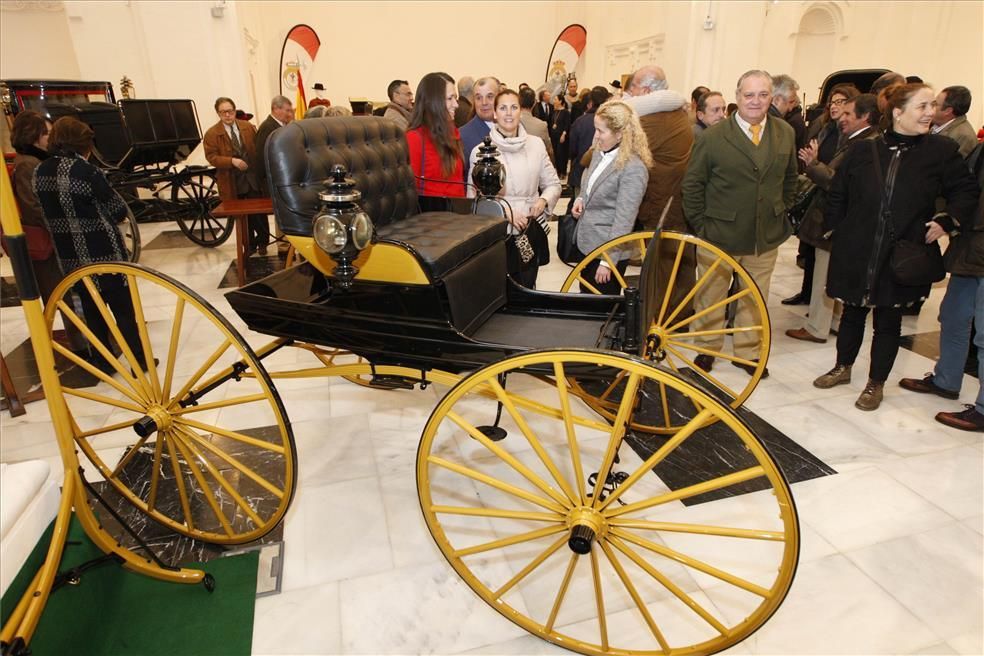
[418,350,798,656]
[563,232,770,435]
[171,169,232,247]
[45,263,296,544]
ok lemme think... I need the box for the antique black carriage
[2,79,229,250]
[2,116,798,656]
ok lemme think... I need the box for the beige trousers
[690,247,779,360]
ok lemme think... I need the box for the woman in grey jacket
[571,100,652,294]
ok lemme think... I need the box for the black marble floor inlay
[87,424,287,568]
[143,229,197,250]
[578,367,836,506]
[3,333,101,399]
[218,252,291,289]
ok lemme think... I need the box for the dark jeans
[835,305,903,382]
[798,242,815,299]
[75,273,145,368]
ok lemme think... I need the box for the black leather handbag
[556,213,580,265]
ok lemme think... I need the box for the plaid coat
[33,154,129,274]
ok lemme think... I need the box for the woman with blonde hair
[570,99,652,294]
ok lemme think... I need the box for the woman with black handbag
[466,88,561,289]
[813,83,978,411]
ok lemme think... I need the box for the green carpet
[2,518,258,656]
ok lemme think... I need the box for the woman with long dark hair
[813,83,979,410]
[406,72,465,208]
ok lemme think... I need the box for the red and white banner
[279,24,321,121]
[544,24,587,98]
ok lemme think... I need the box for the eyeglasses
[828,99,847,107]
[218,109,236,115]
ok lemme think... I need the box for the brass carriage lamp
[470,136,505,197]
[313,165,374,289]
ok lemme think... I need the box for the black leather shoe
[732,360,769,378]
[781,293,810,305]
[693,354,715,372]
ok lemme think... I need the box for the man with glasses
[383,79,413,132]
[203,97,269,254]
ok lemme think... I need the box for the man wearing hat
[309,82,330,108]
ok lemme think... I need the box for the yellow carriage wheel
[417,349,798,656]
[562,231,770,435]
[45,263,296,545]
[560,232,653,295]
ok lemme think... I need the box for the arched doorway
[791,4,841,109]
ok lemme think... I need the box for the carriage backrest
[265,116,417,237]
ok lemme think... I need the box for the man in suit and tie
[532,90,553,123]
[932,85,977,158]
[203,97,269,254]
[459,76,499,165]
[518,87,554,161]
[682,70,798,377]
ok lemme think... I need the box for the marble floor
[1,220,981,656]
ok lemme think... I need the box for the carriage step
[368,375,417,390]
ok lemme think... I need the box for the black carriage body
[1,79,115,117]
[226,254,627,375]
[225,115,633,374]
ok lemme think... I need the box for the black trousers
[75,273,145,368]
[576,251,629,296]
[835,305,903,382]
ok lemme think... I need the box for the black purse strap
[869,139,897,243]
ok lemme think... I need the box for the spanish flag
[294,68,308,121]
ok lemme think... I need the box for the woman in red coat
[406,72,465,209]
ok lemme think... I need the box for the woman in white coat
[468,88,561,289]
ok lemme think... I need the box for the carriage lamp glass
[313,214,348,254]
[350,211,373,250]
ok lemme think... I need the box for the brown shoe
[813,364,852,389]
[935,405,984,432]
[786,327,827,344]
[899,374,960,400]
[855,380,884,411]
[694,354,715,372]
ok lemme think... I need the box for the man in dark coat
[459,76,499,166]
[682,69,799,377]
[532,90,553,123]
[786,93,879,344]
[899,143,984,431]
[254,95,294,197]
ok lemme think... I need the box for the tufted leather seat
[265,116,505,281]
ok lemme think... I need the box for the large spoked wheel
[418,350,798,656]
[44,263,296,544]
[564,231,770,435]
[171,168,232,247]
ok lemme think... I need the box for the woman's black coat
[824,132,979,306]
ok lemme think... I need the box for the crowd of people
[7,64,983,433]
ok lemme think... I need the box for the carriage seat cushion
[376,212,507,280]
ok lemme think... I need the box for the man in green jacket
[682,69,798,378]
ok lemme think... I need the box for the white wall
[0,2,81,79]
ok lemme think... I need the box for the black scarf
[14,143,50,161]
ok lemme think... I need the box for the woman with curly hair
[570,99,652,294]
[406,72,465,209]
